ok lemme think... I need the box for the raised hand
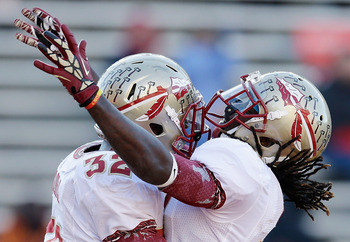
[34,24,100,109]
[14,8,101,108]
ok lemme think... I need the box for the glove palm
[35,26,99,107]
[14,8,100,108]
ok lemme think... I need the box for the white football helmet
[205,71,332,162]
[95,53,209,157]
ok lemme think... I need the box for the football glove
[35,25,100,108]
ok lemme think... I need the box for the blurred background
[1,0,350,241]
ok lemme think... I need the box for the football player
[15,7,334,241]
[163,71,333,241]
[15,8,209,241]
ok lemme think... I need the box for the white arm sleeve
[156,153,178,188]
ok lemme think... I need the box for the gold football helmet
[205,71,332,162]
[95,53,209,157]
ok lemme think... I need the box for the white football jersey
[164,137,283,242]
[44,140,164,241]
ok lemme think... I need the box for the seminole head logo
[276,77,317,156]
[118,77,192,121]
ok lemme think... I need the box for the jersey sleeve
[162,154,226,209]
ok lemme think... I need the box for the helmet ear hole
[259,137,279,148]
[150,123,164,136]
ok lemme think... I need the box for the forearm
[88,95,173,185]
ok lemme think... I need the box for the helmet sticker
[136,94,168,121]
[276,77,317,155]
[171,77,193,101]
[135,77,192,121]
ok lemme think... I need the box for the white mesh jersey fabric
[44,140,165,241]
[164,138,283,241]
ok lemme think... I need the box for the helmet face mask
[173,97,209,157]
[206,71,268,134]
[206,71,332,162]
[96,53,209,157]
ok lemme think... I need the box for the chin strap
[249,126,263,157]
[165,105,182,132]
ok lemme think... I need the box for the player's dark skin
[87,95,174,186]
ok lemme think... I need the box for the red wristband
[85,89,102,110]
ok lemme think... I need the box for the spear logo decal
[276,78,316,155]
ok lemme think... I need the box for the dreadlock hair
[249,127,334,221]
